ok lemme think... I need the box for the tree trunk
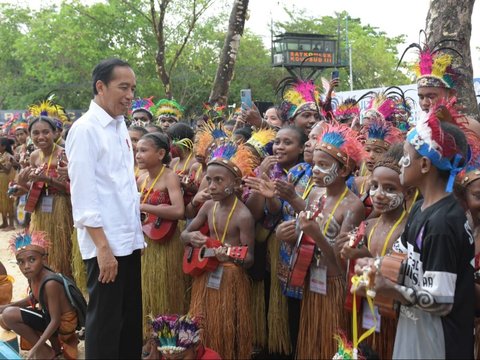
[426,0,479,121]
[209,0,249,106]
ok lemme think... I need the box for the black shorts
[20,308,48,332]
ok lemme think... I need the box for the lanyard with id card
[207,265,224,290]
[309,263,327,295]
[362,299,381,332]
[41,195,54,213]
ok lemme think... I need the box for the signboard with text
[287,51,334,65]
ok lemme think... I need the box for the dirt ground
[1,228,85,359]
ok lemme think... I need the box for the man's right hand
[97,247,118,283]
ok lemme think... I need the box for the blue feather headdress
[208,140,258,178]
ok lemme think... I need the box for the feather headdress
[130,97,155,117]
[9,231,49,255]
[316,122,366,171]
[333,98,360,125]
[28,97,70,128]
[194,121,230,158]
[245,127,276,159]
[203,102,226,123]
[362,117,404,150]
[398,31,461,89]
[153,99,184,120]
[208,140,259,178]
[277,76,324,121]
[406,100,469,192]
[149,314,202,356]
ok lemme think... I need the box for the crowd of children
[0,36,478,360]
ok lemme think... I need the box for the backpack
[38,273,87,331]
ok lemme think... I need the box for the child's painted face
[205,164,237,202]
[16,250,45,280]
[30,121,54,150]
[466,179,480,221]
[370,166,405,213]
[128,130,143,155]
[399,142,419,187]
[312,150,341,187]
[364,144,386,172]
[273,129,302,167]
[135,138,165,170]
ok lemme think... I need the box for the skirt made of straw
[71,228,87,295]
[30,193,73,278]
[267,233,291,355]
[189,263,253,360]
[297,275,349,360]
[251,280,267,348]
[0,170,14,215]
[142,230,190,337]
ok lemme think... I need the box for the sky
[245,0,480,78]
[6,0,480,77]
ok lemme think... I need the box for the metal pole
[349,44,353,91]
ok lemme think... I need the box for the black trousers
[84,249,142,359]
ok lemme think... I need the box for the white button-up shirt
[66,100,144,260]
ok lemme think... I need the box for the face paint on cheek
[385,192,404,212]
[320,162,339,186]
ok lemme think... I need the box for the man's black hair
[92,58,131,96]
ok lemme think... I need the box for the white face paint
[399,153,411,185]
[369,184,404,213]
[399,154,411,168]
[313,162,339,186]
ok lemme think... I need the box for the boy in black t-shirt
[355,104,474,359]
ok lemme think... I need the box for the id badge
[41,195,54,213]
[207,265,224,290]
[309,264,327,295]
[362,299,381,332]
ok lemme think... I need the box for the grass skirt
[297,275,349,359]
[71,228,87,295]
[0,171,14,215]
[189,263,253,359]
[267,233,291,355]
[251,280,267,348]
[30,193,73,277]
[142,229,190,338]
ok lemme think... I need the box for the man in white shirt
[66,58,144,359]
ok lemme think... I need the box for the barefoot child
[181,141,256,359]
[0,231,79,359]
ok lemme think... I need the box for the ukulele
[371,252,407,318]
[140,212,177,243]
[344,221,367,312]
[287,208,323,288]
[183,238,248,276]
[24,165,47,213]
